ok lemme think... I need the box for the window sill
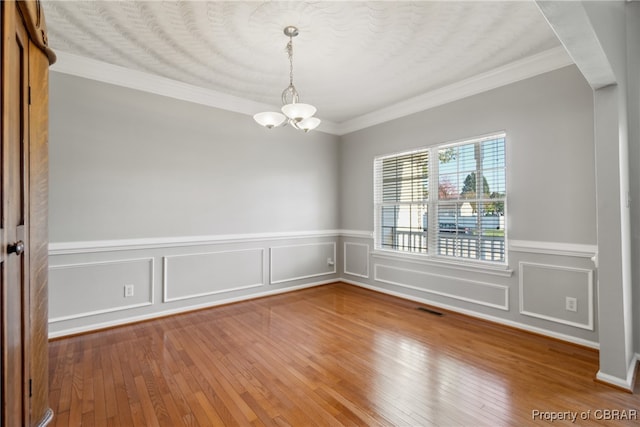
[371,249,514,277]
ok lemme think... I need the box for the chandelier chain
[287,38,294,86]
[253,26,320,132]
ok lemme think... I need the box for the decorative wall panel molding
[47,233,600,348]
[344,242,370,278]
[48,278,337,339]
[342,278,598,349]
[270,242,336,284]
[49,258,154,322]
[371,250,514,277]
[519,262,594,330]
[48,233,339,337]
[374,264,509,310]
[163,248,265,302]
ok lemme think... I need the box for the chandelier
[253,26,321,132]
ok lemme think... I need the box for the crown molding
[50,51,342,135]
[51,51,267,116]
[51,47,572,137]
[335,46,574,135]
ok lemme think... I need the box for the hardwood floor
[49,282,640,426]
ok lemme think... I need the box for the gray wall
[50,73,340,242]
[48,73,341,336]
[48,66,602,346]
[339,65,596,244]
[534,1,638,388]
[339,65,600,344]
[627,0,640,356]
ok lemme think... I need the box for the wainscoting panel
[344,242,370,278]
[519,262,594,330]
[49,233,341,337]
[270,242,336,284]
[374,264,509,310]
[48,233,601,348]
[163,248,265,302]
[49,258,154,322]
[340,235,599,347]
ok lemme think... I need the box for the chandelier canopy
[253,26,321,132]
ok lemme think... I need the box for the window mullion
[475,141,483,243]
[428,148,438,254]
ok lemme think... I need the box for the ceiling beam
[536,1,617,89]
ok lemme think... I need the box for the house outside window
[374,132,506,264]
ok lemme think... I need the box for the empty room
[2,0,640,426]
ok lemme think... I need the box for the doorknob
[8,241,25,256]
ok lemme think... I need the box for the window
[374,133,506,263]
[375,149,430,253]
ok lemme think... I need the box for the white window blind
[374,133,507,264]
[374,149,429,253]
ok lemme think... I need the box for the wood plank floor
[49,282,640,426]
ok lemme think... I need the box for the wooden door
[27,16,52,427]
[1,4,31,426]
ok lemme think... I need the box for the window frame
[373,132,508,269]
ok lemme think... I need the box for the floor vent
[416,306,443,316]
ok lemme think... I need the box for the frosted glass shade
[281,103,316,121]
[297,117,321,132]
[253,112,286,128]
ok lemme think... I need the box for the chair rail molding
[509,240,597,258]
[49,230,345,255]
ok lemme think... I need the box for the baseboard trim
[595,354,639,392]
[341,278,599,350]
[48,272,603,354]
[48,279,337,339]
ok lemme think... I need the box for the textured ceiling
[42,1,563,125]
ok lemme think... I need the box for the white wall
[339,65,599,346]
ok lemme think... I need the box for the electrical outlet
[565,296,577,312]
[124,284,134,297]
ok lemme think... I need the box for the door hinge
[29,379,32,397]
[28,86,32,105]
